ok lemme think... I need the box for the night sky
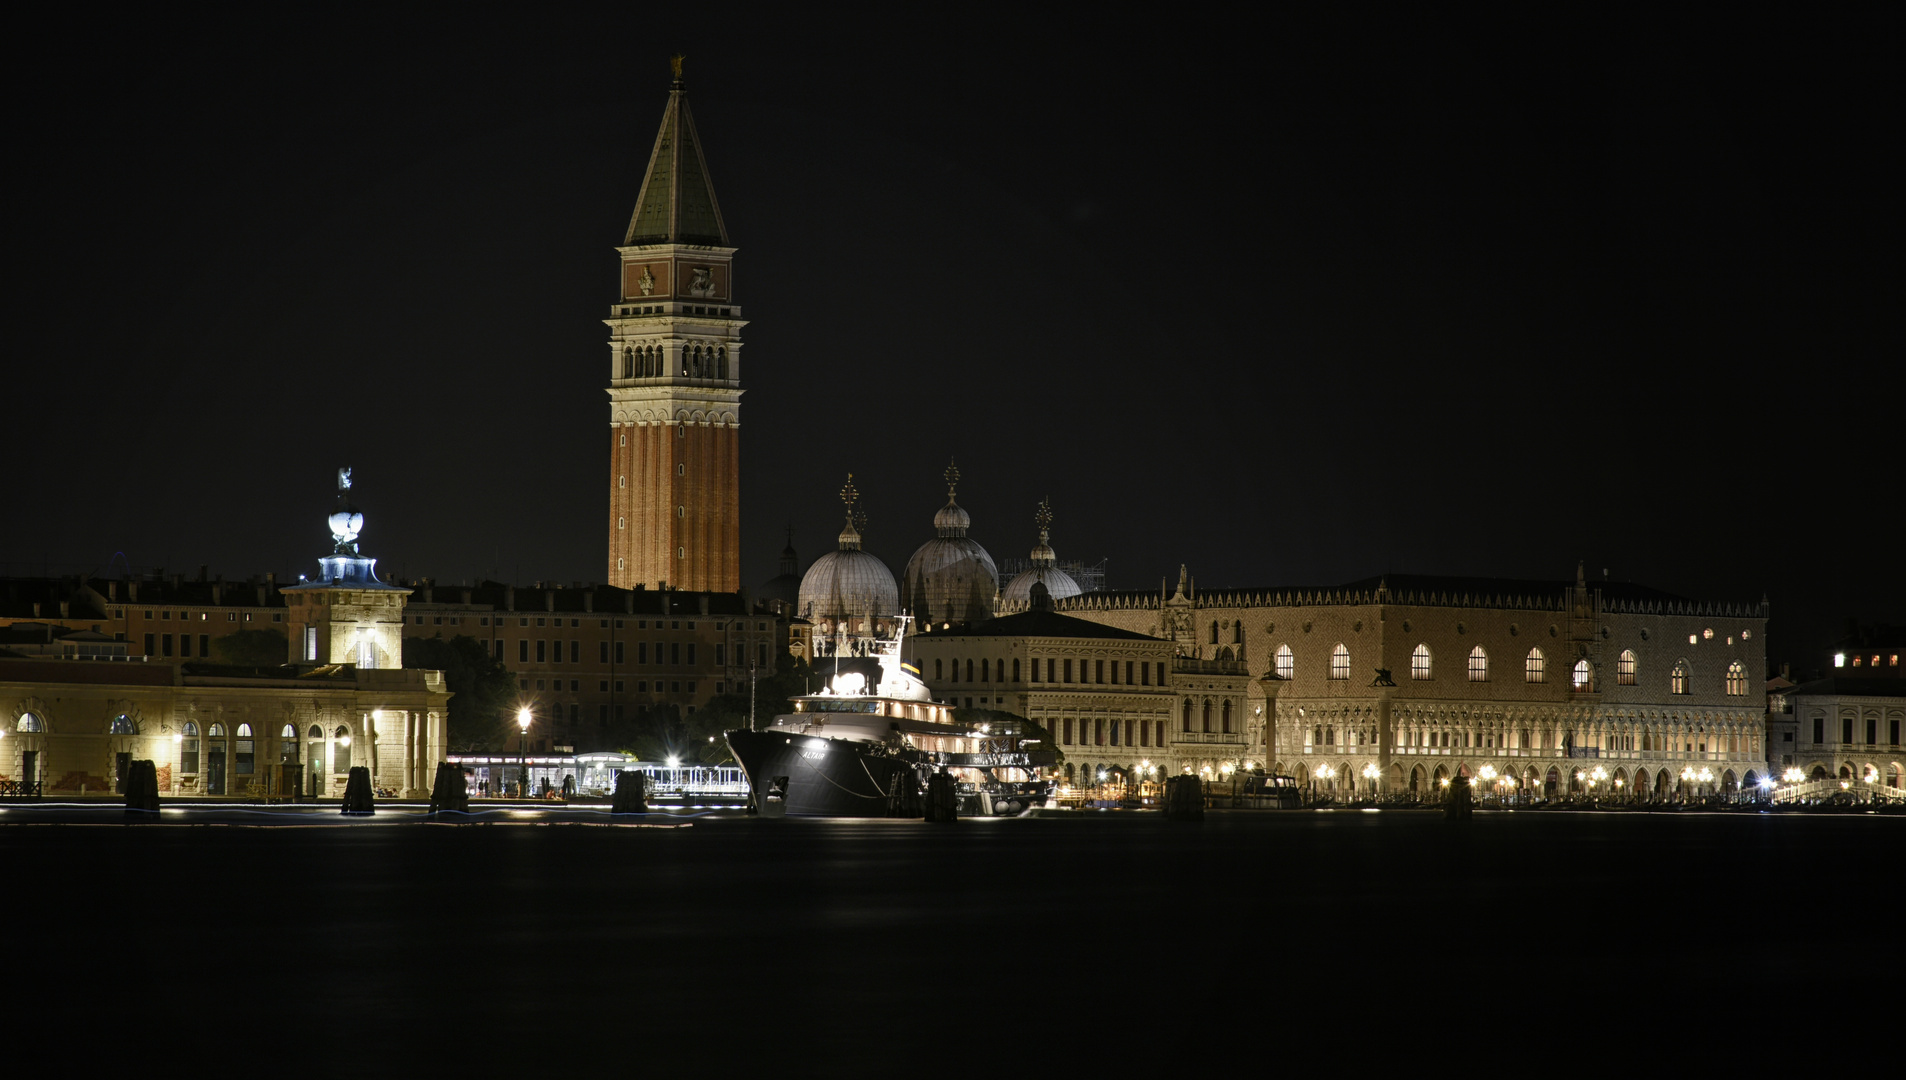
[11,12,1898,674]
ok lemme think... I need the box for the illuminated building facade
[606,59,744,594]
[1060,565,1772,800]
[0,656,448,798]
[1781,678,1905,793]
[907,589,1253,785]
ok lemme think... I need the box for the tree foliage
[210,627,288,667]
[612,657,816,765]
[402,634,517,751]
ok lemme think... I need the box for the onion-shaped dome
[797,474,900,624]
[903,460,998,625]
[1002,497,1081,603]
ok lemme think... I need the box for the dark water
[12,807,1898,1068]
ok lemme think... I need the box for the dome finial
[837,474,864,550]
[944,457,960,499]
[328,465,363,554]
[1030,497,1056,567]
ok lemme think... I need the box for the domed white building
[1001,498,1081,605]
[797,475,900,647]
[902,461,998,628]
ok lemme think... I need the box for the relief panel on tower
[623,261,670,299]
[671,260,728,300]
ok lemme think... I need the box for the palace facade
[1055,565,1771,800]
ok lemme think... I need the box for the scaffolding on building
[996,557,1107,593]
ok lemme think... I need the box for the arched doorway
[1409,765,1424,798]
[307,724,325,798]
[1545,767,1561,800]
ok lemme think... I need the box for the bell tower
[606,56,743,593]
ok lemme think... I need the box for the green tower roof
[623,69,729,247]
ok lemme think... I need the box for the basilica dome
[902,461,998,626]
[797,476,899,628]
[1001,498,1081,604]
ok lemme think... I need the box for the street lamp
[1680,765,1697,802]
[1361,762,1380,802]
[517,707,532,799]
[1317,764,1335,798]
[1478,764,1498,806]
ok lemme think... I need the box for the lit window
[1572,659,1594,692]
[109,715,135,735]
[1329,643,1350,681]
[1275,644,1293,679]
[1725,661,1746,696]
[1834,653,1846,668]
[1671,661,1689,695]
[1411,644,1432,680]
[1467,646,1488,682]
[1689,634,1698,645]
[1525,648,1545,683]
[1618,649,1637,685]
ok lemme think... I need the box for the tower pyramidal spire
[624,55,729,247]
[606,57,745,593]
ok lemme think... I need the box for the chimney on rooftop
[583,591,594,613]
[698,595,710,616]
[108,582,118,602]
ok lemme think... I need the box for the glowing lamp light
[338,735,351,747]
[516,708,532,732]
[666,755,680,769]
[1833,653,1845,668]
[172,732,183,744]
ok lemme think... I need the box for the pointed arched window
[1618,649,1637,685]
[1525,648,1546,683]
[1725,660,1746,696]
[1275,644,1294,679]
[1221,699,1232,734]
[1671,660,1690,695]
[1329,643,1350,680]
[1572,659,1595,692]
[1468,646,1488,682]
[1181,698,1193,732]
[1411,644,1432,680]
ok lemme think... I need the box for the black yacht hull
[726,730,925,818]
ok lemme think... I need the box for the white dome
[799,548,899,623]
[903,536,998,625]
[1002,564,1080,603]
